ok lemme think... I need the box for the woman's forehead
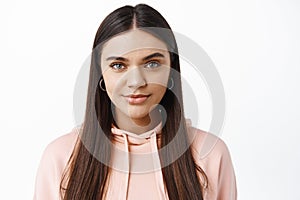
[101,29,169,59]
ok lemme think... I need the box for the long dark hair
[60,4,208,199]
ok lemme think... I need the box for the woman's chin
[126,110,149,121]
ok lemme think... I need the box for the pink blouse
[33,120,237,199]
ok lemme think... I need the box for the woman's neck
[113,108,162,135]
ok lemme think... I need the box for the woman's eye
[145,61,161,69]
[109,63,125,71]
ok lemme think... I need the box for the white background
[1,0,299,199]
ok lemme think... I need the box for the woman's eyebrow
[106,56,129,61]
[142,52,165,61]
[105,52,165,62]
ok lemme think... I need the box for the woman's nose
[126,67,147,89]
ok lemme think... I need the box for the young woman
[34,4,237,200]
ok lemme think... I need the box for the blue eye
[110,63,125,71]
[145,61,161,69]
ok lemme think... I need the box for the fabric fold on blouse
[110,121,168,200]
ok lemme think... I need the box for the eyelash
[109,60,161,71]
[145,61,161,69]
[109,62,125,71]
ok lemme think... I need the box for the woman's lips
[123,94,150,104]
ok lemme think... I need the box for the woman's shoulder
[34,126,80,199]
[46,127,79,150]
[186,121,237,200]
[40,126,80,166]
[186,120,231,161]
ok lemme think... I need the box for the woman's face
[101,29,171,120]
